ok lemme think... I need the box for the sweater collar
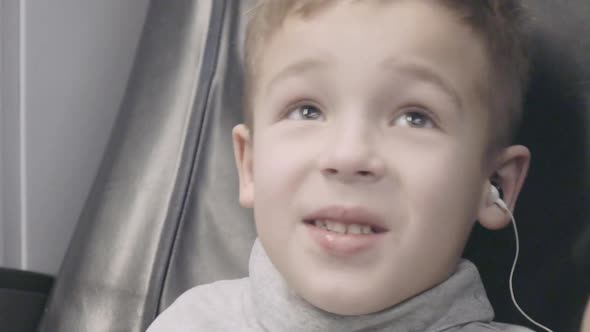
[249,239,494,332]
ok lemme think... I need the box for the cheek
[252,128,323,194]
[251,143,293,244]
[394,149,484,272]
[398,145,484,230]
[251,131,315,216]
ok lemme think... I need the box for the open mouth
[303,219,387,235]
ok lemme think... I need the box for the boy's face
[234,0,528,315]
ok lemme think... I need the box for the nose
[318,125,385,183]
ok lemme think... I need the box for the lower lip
[305,223,386,256]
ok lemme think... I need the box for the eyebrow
[265,57,331,94]
[380,57,464,111]
[264,56,464,112]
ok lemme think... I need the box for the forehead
[253,0,490,109]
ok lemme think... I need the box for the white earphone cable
[501,205,554,332]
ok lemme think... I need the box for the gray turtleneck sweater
[147,240,533,332]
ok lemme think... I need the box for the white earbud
[489,183,508,210]
[488,183,508,211]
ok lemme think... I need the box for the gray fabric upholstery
[159,0,257,311]
[39,1,589,331]
[39,1,249,331]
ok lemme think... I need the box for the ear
[478,145,531,230]
[232,124,254,208]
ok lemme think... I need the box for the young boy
[148,0,534,330]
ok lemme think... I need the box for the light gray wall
[1,0,150,275]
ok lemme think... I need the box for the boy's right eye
[286,104,324,121]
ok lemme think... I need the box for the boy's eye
[393,110,435,129]
[286,104,324,121]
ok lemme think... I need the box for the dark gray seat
[35,1,589,331]
[0,268,53,331]
[465,2,590,330]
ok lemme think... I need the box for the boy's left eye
[392,110,435,129]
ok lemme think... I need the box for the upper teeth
[314,219,375,234]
